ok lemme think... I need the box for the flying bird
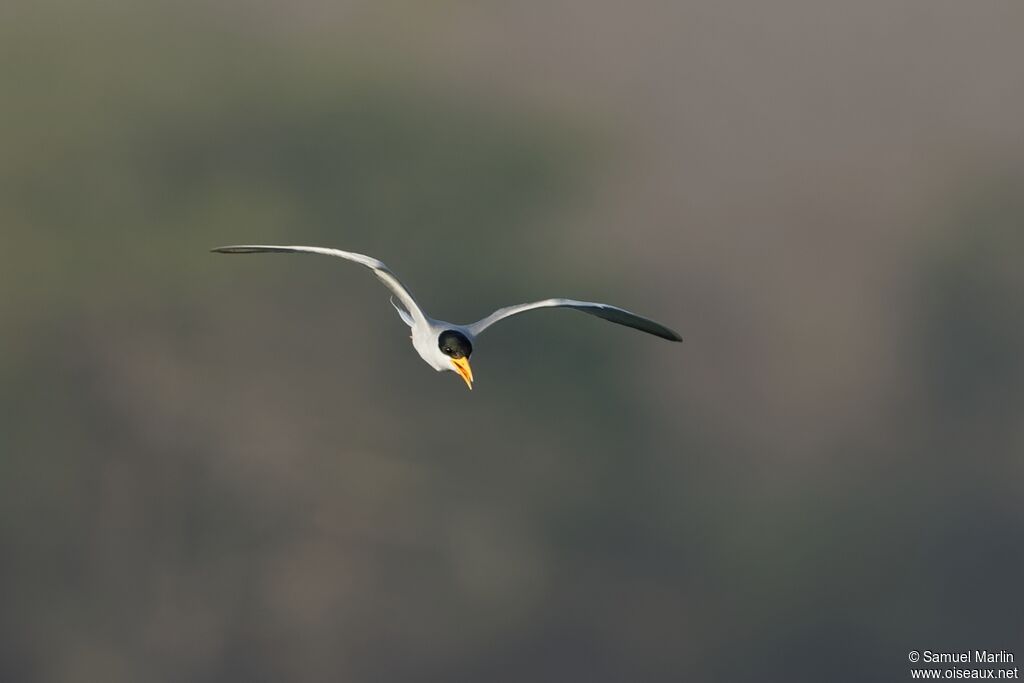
[212,245,681,389]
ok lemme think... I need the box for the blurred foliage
[920,177,1024,427]
[2,2,1024,682]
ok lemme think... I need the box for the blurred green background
[2,2,1023,681]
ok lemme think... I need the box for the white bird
[212,245,681,389]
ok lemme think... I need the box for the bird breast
[411,325,451,372]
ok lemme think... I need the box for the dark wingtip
[650,323,682,342]
[210,246,270,254]
[658,329,683,342]
[211,246,299,255]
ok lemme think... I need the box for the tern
[212,245,681,389]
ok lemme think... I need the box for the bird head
[439,330,474,390]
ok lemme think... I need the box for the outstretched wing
[211,245,426,325]
[466,298,682,342]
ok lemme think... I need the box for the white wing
[212,245,426,326]
[466,298,682,342]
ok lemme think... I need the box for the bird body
[212,245,681,389]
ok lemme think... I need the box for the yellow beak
[451,357,474,390]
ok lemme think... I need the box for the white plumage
[212,245,681,389]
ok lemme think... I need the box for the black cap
[438,330,473,359]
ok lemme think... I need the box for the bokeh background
[3,2,1023,681]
